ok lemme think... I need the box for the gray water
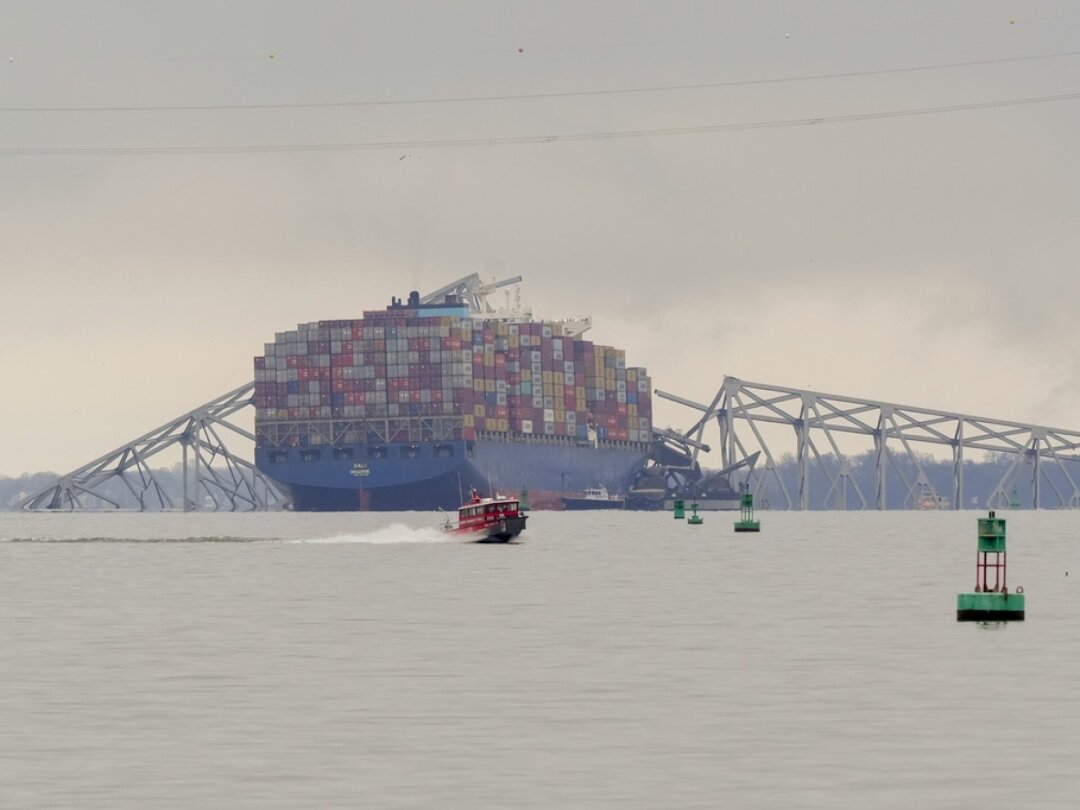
[2,509,1079,809]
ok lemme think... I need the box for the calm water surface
[2,509,1080,809]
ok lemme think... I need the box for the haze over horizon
[3,1,1079,477]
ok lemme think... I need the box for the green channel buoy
[687,501,703,525]
[673,498,685,519]
[519,487,530,512]
[734,490,760,532]
[957,511,1025,621]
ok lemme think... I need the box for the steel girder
[20,383,291,512]
[657,377,1080,510]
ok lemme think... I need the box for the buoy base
[687,516,703,525]
[956,591,1025,621]
[734,521,760,532]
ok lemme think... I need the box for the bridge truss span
[20,383,290,512]
[658,377,1080,511]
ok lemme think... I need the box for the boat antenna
[457,472,463,505]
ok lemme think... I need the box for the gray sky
[3,1,1080,476]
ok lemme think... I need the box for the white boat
[561,484,624,510]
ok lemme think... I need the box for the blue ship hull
[256,439,648,511]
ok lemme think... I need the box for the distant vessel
[442,489,528,542]
[916,483,949,510]
[562,484,624,510]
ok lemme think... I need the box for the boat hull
[561,497,624,510]
[446,514,528,543]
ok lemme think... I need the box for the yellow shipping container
[576,398,586,412]
[628,403,637,416]
[509,335,519,349]
[486,379,495,393]
[473,379,485,393]
[554,409,566,422]
[475,404,486,417]
[498,418,509,432]
[543,370,553,385]
[463,414,475,427]
[522,369,532,382]
[627,369,638,383]
[576,386,586,399]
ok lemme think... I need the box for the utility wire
[2,90,1077,156]
[2,49,1080,113]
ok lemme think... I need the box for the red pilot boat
[442,489,528,543]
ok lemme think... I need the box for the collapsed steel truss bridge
[21,374,1080,512]
[20,383,290,512]
[659,377,1080,510]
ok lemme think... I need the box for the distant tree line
[1,465,191,511]
[742,449,1079,510]
[4,450,1077,511]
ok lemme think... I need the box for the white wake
[293,523,451,545]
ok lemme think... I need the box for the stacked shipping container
[253,307,652,450]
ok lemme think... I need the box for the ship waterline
[257,435,649,511]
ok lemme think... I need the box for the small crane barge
[442,489,528,543]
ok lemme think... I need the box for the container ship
[252,275,652,511]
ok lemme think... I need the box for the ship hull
[561,497,625,510]
[257,438,648,511]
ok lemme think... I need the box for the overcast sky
[3,1,1079,476]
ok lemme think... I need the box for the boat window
[466,441,475,458]
[434,444,454,458]
[333,447,354,461]
[300,448,321,462]
[367,446,388,459]
[268,450,288,463]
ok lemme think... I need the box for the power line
[2,90,1077,156]
[2,49,1080,113]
